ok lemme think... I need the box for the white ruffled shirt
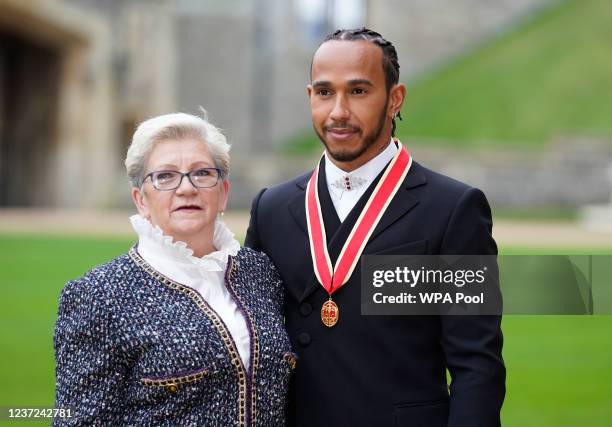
[130,215,251,370]
[325,140,398,222]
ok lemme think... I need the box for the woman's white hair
[125,111,230,188]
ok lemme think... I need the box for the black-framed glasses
[142,168,222,191]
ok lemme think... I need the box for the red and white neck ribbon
[305,141,412,296]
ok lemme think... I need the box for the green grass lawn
[0,234,611,426]
[286,0,612,153]
[0,235,133,427]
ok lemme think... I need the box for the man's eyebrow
[312,79,374,88]
[347,79,373,87]
[312,80,331,89]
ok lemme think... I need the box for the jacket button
[299,302,312,316]
[297,332,311,347]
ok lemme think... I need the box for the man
[245,28,505,427]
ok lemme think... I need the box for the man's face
[308,40,392,170]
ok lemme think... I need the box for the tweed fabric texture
[54,246,293,426]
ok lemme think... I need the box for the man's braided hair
[322,27,403,136]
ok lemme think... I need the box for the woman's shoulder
[233,247,284,308]
[235,246,272,265]
[61,252,137,299]
[235,247,279,274]
[234,247,281,283]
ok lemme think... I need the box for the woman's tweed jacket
[54,246,294,426]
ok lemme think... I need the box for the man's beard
[314,98,388,163]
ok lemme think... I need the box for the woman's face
[131,138,229,243]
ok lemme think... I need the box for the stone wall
[413,137,612,208]
[231,138,612,210]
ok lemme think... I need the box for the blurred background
[0,0,611,425]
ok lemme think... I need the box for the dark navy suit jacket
[245,159,505,427]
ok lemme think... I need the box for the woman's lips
[174,205,202,213]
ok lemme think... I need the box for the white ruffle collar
[130,214,240,272]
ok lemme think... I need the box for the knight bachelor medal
[321,298,339,327]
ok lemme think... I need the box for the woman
[54,112,294,426]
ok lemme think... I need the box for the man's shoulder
[407,162,495,219]
[258,171,311,202]
[412,161,471,193]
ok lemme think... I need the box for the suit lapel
[282,174,313,301]
[287,158,342,242]
[287,175,310,236]
[368,163,426,243]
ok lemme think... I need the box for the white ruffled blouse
[130,214,251,370]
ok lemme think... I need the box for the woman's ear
[219,180,231,213]
[131,187,150,219]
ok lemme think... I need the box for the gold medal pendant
[321,298,339,327]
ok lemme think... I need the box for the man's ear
[131,187,150,219]
[388,83,407,119]
[306,84,313,99]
